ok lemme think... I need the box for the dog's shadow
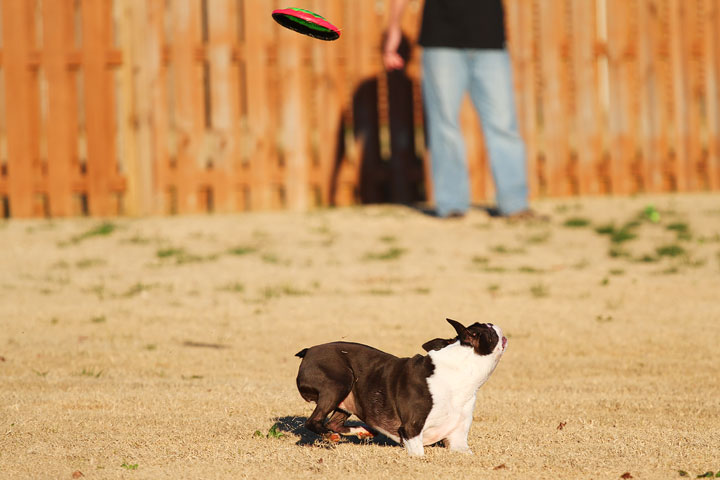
[273,416,398,448]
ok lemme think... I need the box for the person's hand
[383,25,404,70]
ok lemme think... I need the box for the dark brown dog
[295,319,507,456]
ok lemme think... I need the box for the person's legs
[467,50,529,216]
[422,48,471,217]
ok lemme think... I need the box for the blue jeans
[422,48,529,216]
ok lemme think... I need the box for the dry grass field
[2,193,720,479]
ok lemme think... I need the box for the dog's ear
[422,338,454,352]
[446,318,467,337]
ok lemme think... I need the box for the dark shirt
[418,0,506,49]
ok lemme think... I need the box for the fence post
[2,0,35,218]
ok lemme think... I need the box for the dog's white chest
[421,342,500,445]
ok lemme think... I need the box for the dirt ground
[2,193,719,479]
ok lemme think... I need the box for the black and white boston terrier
[295,318,507,456]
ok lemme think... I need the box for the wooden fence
[0,0,719,218]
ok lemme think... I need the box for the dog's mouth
[501,336,508,350]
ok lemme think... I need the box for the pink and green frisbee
[271,7,341,41]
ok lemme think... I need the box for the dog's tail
[295,348,309,359]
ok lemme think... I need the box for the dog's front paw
[403,436,425,456]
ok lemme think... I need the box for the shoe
[439,210,466,219]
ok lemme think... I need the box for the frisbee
[271,7,341,41]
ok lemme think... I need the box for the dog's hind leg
[305,391,349,441]
[325,409,351,434]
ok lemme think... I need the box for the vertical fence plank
[705,0,720,190]
[242,0,273,210]
[667,0,688,191]
[683,0,709,191]
[2,0,34,217]
[82,0,121,215]
[540,0,573,196]
[207,0,238,213]
[170,0,203,213]
[506,0,541,199]
[43,0,75,216]
[607,0,637,194]
[570,0,604,195]
[636,0,655,193]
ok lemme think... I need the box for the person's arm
[383,0,411,70]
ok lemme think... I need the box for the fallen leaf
[0,356,6,362]
[557,421,567,430]
[493,464,507,470]
[620,473,633,479]
[317,458,323,464]
[71,471,84,478]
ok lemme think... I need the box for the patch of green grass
[530,282,549,298]
[367,288,395,296]
[120,462,138,470]
[254,424,286,439]
[121,283,155,298]
[84,284,107,300]
[157,247,185,259]
[363,247,406,261]
[122,234,156,245]
[472,256,490,265]
[414,287,431,295]
[156,247,217,265]
[563,217,591,228]
[667,222,692,241]
[518,266,544,274]
[33,369,49,377]
[261,284,309,300]
[595,224,616,235]
[667,222,689,233]
[227,246,257,256]
[145,344,157,351]
[490,245,525,255]
[609,269,625,276]
[656,244,686,258]
[90,315,106,324]
[608,246,631,259]
[218,282,245,293]
[76,258,106,269]
[261,253,281,264]
[379,235,397,243]
[481,266,507,273]
[610,228,637,244]
[487,284,501,294]
[79,368,103,378]
[636,254,659,263]
[523,231,552,244]
[66,222,117,245]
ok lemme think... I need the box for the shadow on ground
[273,416,398,448]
